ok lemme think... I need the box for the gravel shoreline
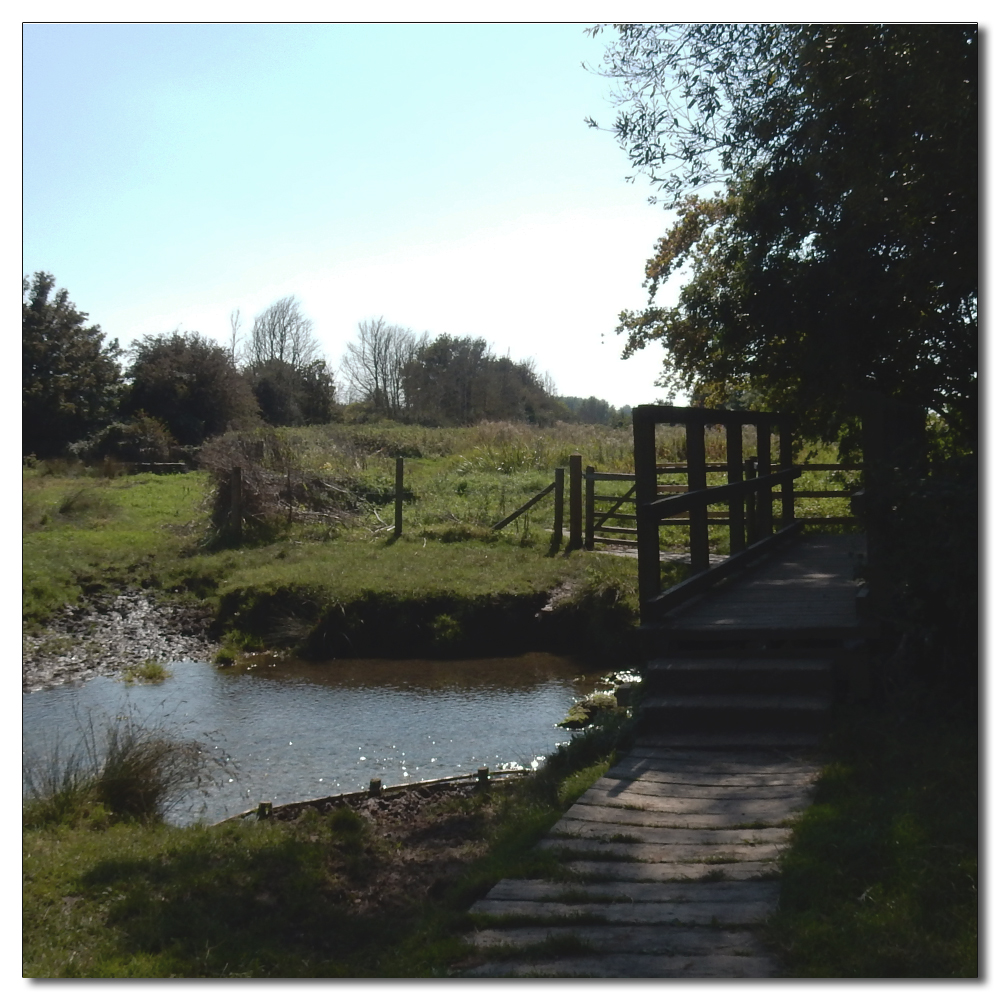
[22,591,217,694]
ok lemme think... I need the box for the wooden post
[368,778,382,798]
[584,465,595,550]
[477,766,490,789]
[726,420,746,554]
[552,467,565,549]
[230,466,243,544]
[686,417,709,574]
[568,453,583,549]
[755,420,773,537]
[745,457,758,545]
[394,456,404,538]
[633,407,660,621]
[779,417,795,527]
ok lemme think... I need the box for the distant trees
[339,317,417,420]
[338,321,569,426]
[240,296,337,428]
[122,331,260,445]
[558,396,631,427]
[22,272,123,458]
[402,334,565,426]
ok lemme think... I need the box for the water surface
[22,653,604,825]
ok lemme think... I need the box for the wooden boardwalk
[461,535,865,978]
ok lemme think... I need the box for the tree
[602,24,977,448]
[340,318,418,419]
[250,357,337,427]
[245,295,321,370]
[122,331,260,445]
[22,272,122,457]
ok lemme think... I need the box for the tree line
[22,275,627,460]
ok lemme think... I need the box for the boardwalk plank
[561,802,798,829]
[547,820,791,845]
[589,775,814,799]
[466,925,767,957]
[575,787,812,817]
[561,860,779,881]
[468,899,776,925]
[464,954,776,977]
[482,879,780,903]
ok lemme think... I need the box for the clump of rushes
[23,713,220,827]
[121,660,170,684]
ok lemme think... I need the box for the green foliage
[23,713,215,828]
[122,331,260,446]
[22,272,123,458]
[603,25,977,450]
[766,698,977,977]
[249,357,338,427]
[22,711,635,978]
[72,413,179,464]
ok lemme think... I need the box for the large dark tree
[22,272,122,457]
[249,357,337,427]
[122,331,259,446]
[598,24,977,450]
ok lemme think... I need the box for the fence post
[756,420,773,537]
[568,453,583,549]
[726,420,746,554]
[779,417,795,527]
[230,466,243,544]
[585,465,595,550]
[745,457,758,545]
[552,467,565,549]
[394,456,404,538]
[686,417,709,573]
[633,407,660,621]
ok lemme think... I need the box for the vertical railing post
[552,467,565,550]
[394,456,404,538]
[756,420,773,537]
[726,419,746,554]
[745,457,758,545]
[230,466,243,545]
[568,453,583,549]
[686,416,709,574]
[633,407,660,622]
[779,417,795,527]
[584,465,595,551]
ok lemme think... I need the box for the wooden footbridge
[463,406,875,978]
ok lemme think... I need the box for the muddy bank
[22,592,216,694]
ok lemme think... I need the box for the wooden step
[644,657,833,697]
[632,732,823,749]
[638,694,830,735]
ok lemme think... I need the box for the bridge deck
[461,534,868,977]
[654,534,868,642]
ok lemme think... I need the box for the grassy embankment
[23,704,632,978]
[22,683,976,978]
[23,420,851,663]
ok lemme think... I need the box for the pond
[22,653,608,826]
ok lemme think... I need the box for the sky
[22,21,695,410]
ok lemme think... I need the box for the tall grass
[23,712,221,827]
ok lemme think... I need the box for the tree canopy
[22,272,122,457]
[122,331,260,446]
[598,24,977,449]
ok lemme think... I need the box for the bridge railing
[631,405,805,623]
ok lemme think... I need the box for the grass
[22,706,631,978]
[764,691,978,977]
[22,712,217,829]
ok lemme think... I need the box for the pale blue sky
[22,22,686,408]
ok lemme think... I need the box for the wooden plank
[466,925,768,958]
[587,776,816,800]
[604,769,818,788]
[468,898,777,925]
[562,802,800,829]
[574,788,812,818]
[547,820,792,846]
[463,953,777,978]
[561,860,780,881]
[543,840,785,865]
[483,879,780,904]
